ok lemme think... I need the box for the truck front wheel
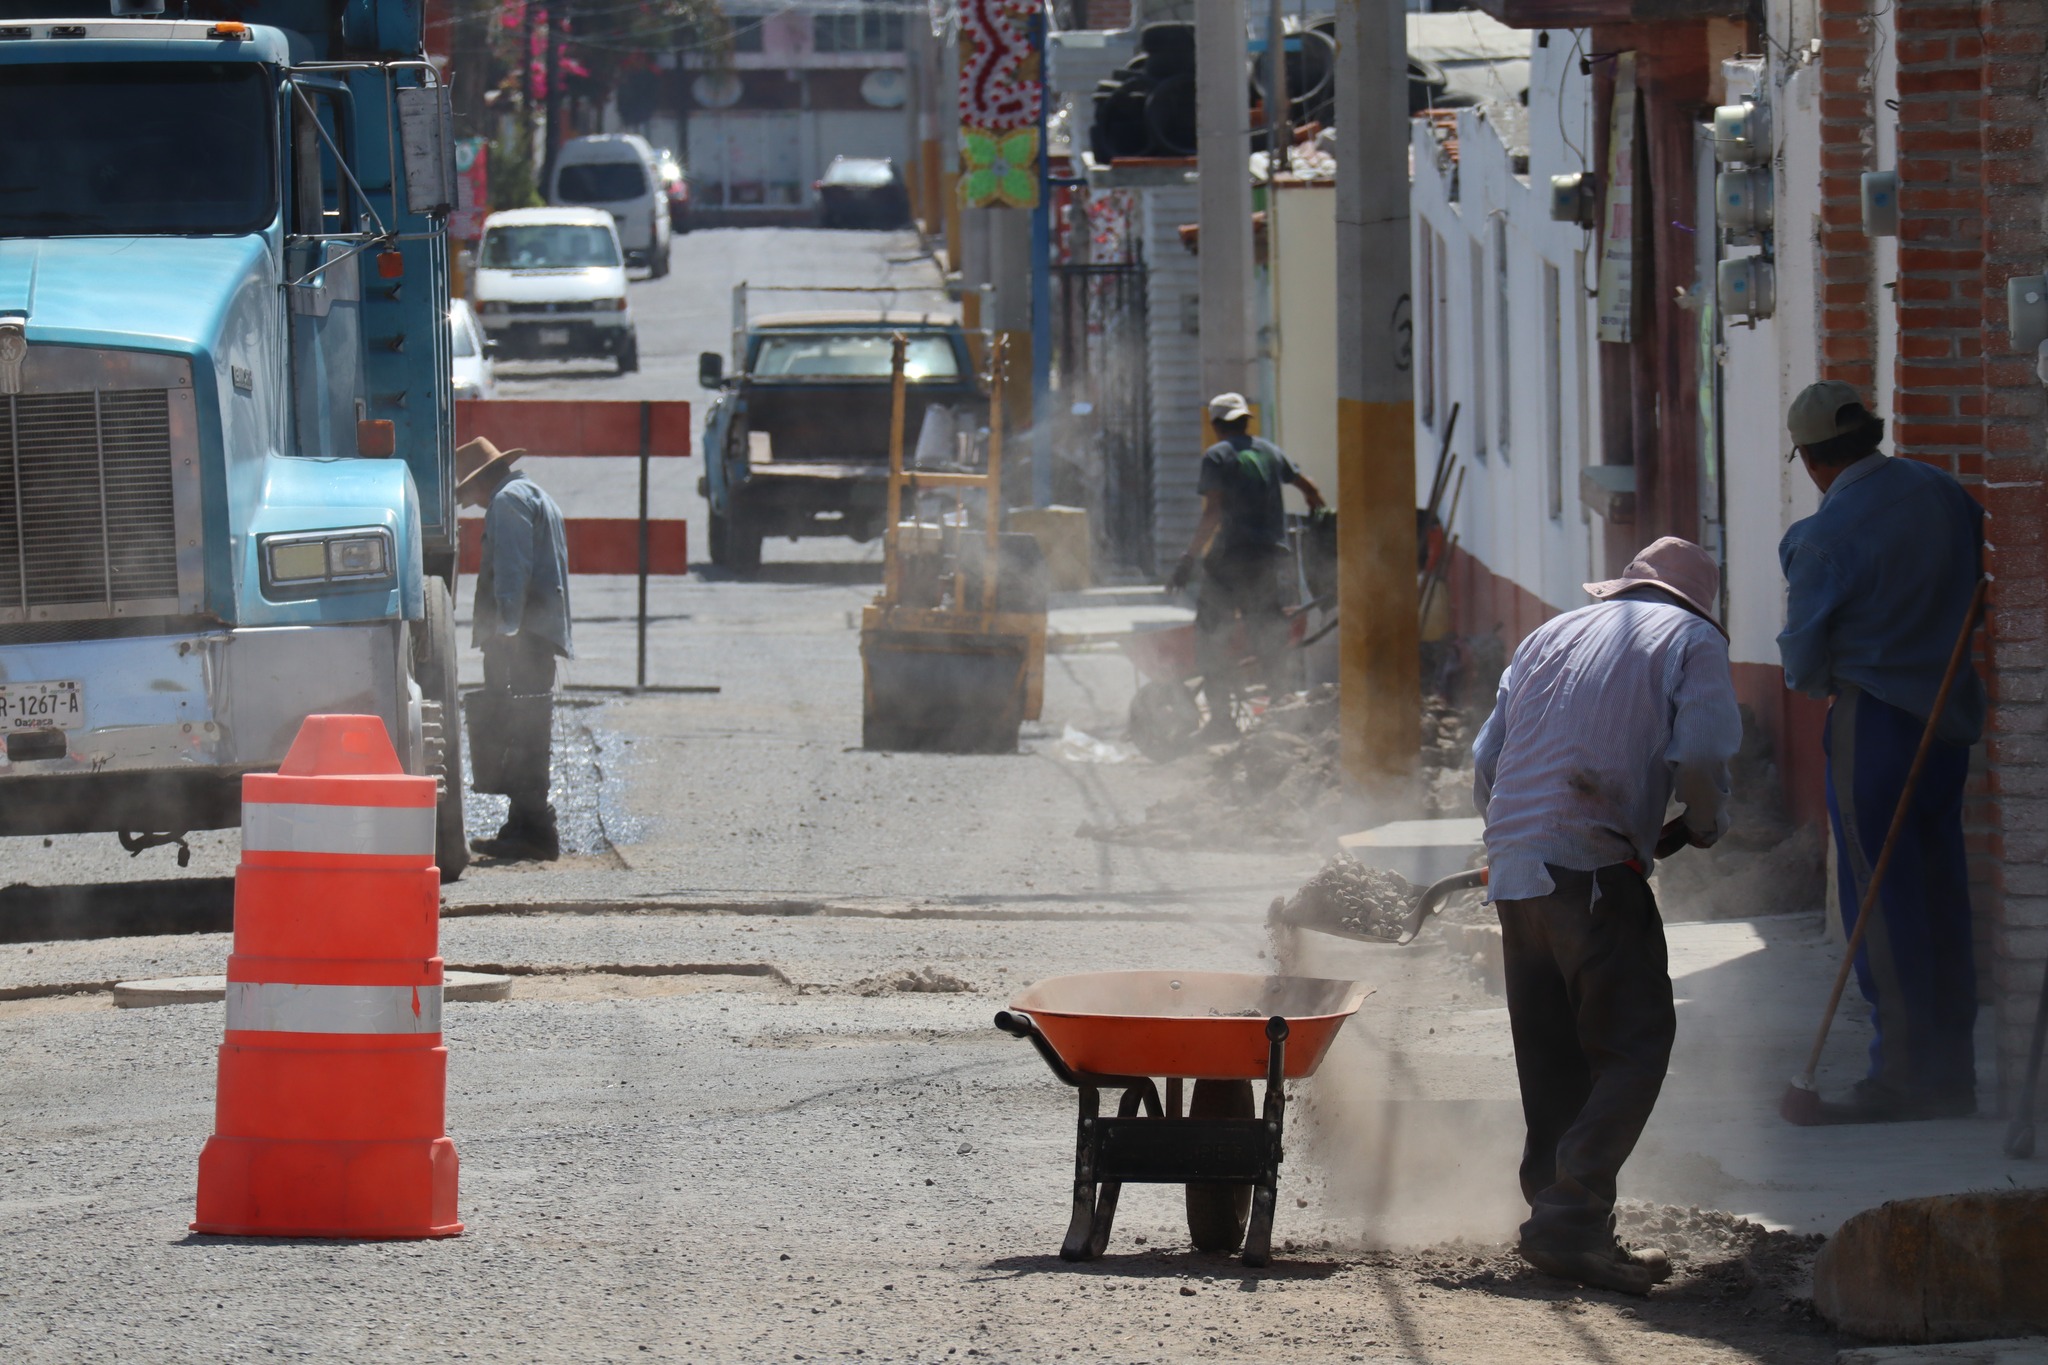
[414,575,470,884]
[616,331,640,374]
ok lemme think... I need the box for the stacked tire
[1088,20,1466,165]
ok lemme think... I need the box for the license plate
[0,680,82,731]
[538,327,571,347]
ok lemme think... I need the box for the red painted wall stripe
[454,400,693,459]
[457,519,688,575]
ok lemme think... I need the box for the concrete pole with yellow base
[1334,0,1419,789]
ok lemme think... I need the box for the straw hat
[455,437,525,493]
[1583,536,1723,633]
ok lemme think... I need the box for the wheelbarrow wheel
[1129,680,1203,762]
[1185,1079,1255,1254]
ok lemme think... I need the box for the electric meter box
[1715,167,1773,241]
[1549,172,1598,227]
[1862,170,1899,237]
[2008,273,2048,351]
[1713,101,1770,164]
[1718,255,1776,323]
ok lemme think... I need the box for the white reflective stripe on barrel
[241,802,436,857]
[225,981,443,1034]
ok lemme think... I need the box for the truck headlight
[478,300,509,316]
[262,528,395,591]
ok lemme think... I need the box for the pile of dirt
[850,966,973,996]
[1652,706,1828,922]
[1386,1201,1825,1311]
[1278,857,1426,941]
[1078,685,1476,851]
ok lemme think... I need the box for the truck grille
[0,390,180,610]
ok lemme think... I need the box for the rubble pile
[1651,706,1827,922]
[1279,857,1425,941]
[1077,685,1477,851]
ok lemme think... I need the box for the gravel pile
[1280,856,1425,941]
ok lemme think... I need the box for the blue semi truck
[0,0,469,877]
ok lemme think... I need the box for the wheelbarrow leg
[1060,1085,1102,1261]
[1242,1017,1290,1268]
[1080,1080,1163,1259]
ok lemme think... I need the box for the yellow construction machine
[860,334,1047,753]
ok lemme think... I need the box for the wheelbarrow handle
[994,1009,1036,1039]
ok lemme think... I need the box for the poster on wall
[958,0,1041,209]
[1596,52,1637,344]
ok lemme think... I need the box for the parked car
[698,300,983,572]
[449,299,497,401]
[473,207,639,373]
[815,156,909,229]
[548,133,672,276]
[654,146,690,233]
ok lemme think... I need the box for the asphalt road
[0,227,1975,1364]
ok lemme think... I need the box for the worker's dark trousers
[480,633,558,837]
[1825,686,1976,1101]
[1498,865,1676,1254]
[1194,548,1288,718]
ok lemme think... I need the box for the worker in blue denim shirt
[458,437,572,862]
[1778,380,1984,1123]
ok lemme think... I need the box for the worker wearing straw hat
[1472,536,1741,1295]
[1779,381,1985,1123]
[457,437,571,861]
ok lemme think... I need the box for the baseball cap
[1207,392,1252,423]
[1787,380,1878,448]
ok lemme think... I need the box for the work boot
[470,805,560,862]
[1518,1238,1670,1297]
[1808,1076,1976,1124]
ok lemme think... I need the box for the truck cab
[696,290,983,574]
[0,0,468,877]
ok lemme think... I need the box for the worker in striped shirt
[1472,536,1742,1296]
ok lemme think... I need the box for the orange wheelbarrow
[995,969,1366,1266]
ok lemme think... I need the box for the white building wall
[1719,58,1824,672]
[1410,33,1605,631]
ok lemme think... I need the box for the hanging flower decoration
[958,0,1041,209]
[961,127,1040,209]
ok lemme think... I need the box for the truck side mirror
[395,84,456,217]
[698,351,725,388]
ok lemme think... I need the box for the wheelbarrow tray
[1008,970,1366,1082]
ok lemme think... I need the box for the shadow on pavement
[981,1252,1344,1283]
[0,878,235,943]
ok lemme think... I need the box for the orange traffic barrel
[192,715,462,1238]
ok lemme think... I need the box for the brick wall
[1893,0,2048,1107]
[1976,0,2048,1112]
[1818,0,1877,391]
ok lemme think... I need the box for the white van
[473,207,638,373]
[549,134,672,277]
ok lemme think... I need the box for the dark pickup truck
[697,308,985,572]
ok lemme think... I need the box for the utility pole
[1334,0,1418,787]
[541,2,563,193]
[1197,0,1255,415]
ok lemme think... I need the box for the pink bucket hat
[1584,536,1724,633]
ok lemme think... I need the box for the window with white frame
[1469,238,1487,458]
[1419,229,1436,427]
[1574,249,1593,518]
[1432,228,1450,433]
[1544,261,1563,520]
[1494,217,1511,458]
